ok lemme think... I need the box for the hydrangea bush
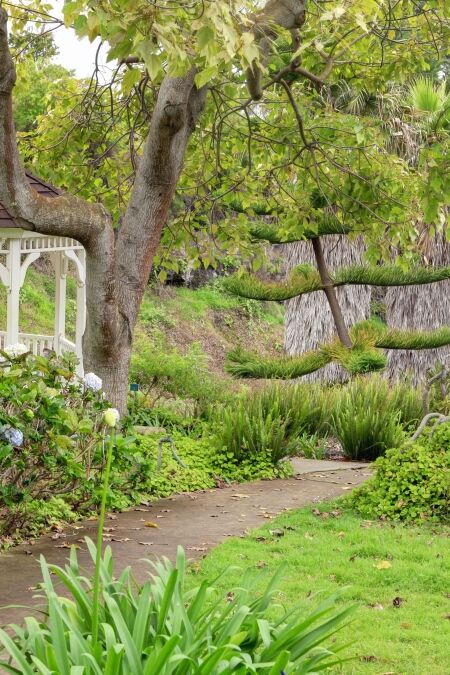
[0,347,111,538]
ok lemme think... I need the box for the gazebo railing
[0,331,77,356]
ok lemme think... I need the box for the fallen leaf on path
[374,560,392,569]
[144,521,159,528]
[231,494,249,499]
[138,541,153,546]
[187,546,207,552]
[269,529,284,537]
[56,543,80,549]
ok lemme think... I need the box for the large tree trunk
[385,232,450,383]
[283,235,370,382]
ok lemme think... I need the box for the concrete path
[0,460,370,626]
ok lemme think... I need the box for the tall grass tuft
[329,375,424,461]
[212,383,325,464]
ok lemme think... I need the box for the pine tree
[223,211,450,380]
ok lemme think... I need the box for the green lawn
[190,503,449,674]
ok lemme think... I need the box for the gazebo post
[51,251,67,354]
[75,249,86,375]
[6,238,21,345]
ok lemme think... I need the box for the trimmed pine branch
[376,326,450,350]
[225,348,332,379]
[225,264,450,303]
[226,325,450,381]
[250,216,353,244]
[335,265,450,287]
[223,265,322,301]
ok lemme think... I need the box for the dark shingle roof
[0,172,60,228]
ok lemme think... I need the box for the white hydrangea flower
[3,343,28,359]
[103,408,120,428]
[83,372,103,392]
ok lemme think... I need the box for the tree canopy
[1,0,449,407]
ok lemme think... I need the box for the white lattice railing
[0,332,76,356]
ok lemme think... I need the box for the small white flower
[83,372,103,392]
[103,408,120,428]
[3,343,28,359]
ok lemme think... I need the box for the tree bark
[311,237,352,348]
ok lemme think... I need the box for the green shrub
[0,350,110,538]
[211,383,324,465]
[130,338,227,417]
[329,375,423,460]
[349,425,450,521]
[0,544,353,674]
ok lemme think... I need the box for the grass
[190,503,450,675]
[144,282,284,325]
[0,267,77,338]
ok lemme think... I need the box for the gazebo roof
[0,172,60,228]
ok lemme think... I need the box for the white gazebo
[0,173,86,374]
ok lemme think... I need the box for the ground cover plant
[191,503,450,675]
[350,423,450,522]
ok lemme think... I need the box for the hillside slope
[0,265,284,378]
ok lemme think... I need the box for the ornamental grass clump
[212,382,325,465]
[0,544,354,674]
[327,375,425,461]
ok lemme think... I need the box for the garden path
[0,460,370,626]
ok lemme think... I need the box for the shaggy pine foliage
[334,264,450,287]
[223,265,322,301]
[249,216,353,243]
[224,265,450,304]
[225,348,331,379]
[376,326,450,350]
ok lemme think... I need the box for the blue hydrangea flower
[2,428,24,447]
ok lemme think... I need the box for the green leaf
[122,68,141,94]
[194,66,218,89]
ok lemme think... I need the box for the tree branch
[116,70,207,323]
[0,7,111,248]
